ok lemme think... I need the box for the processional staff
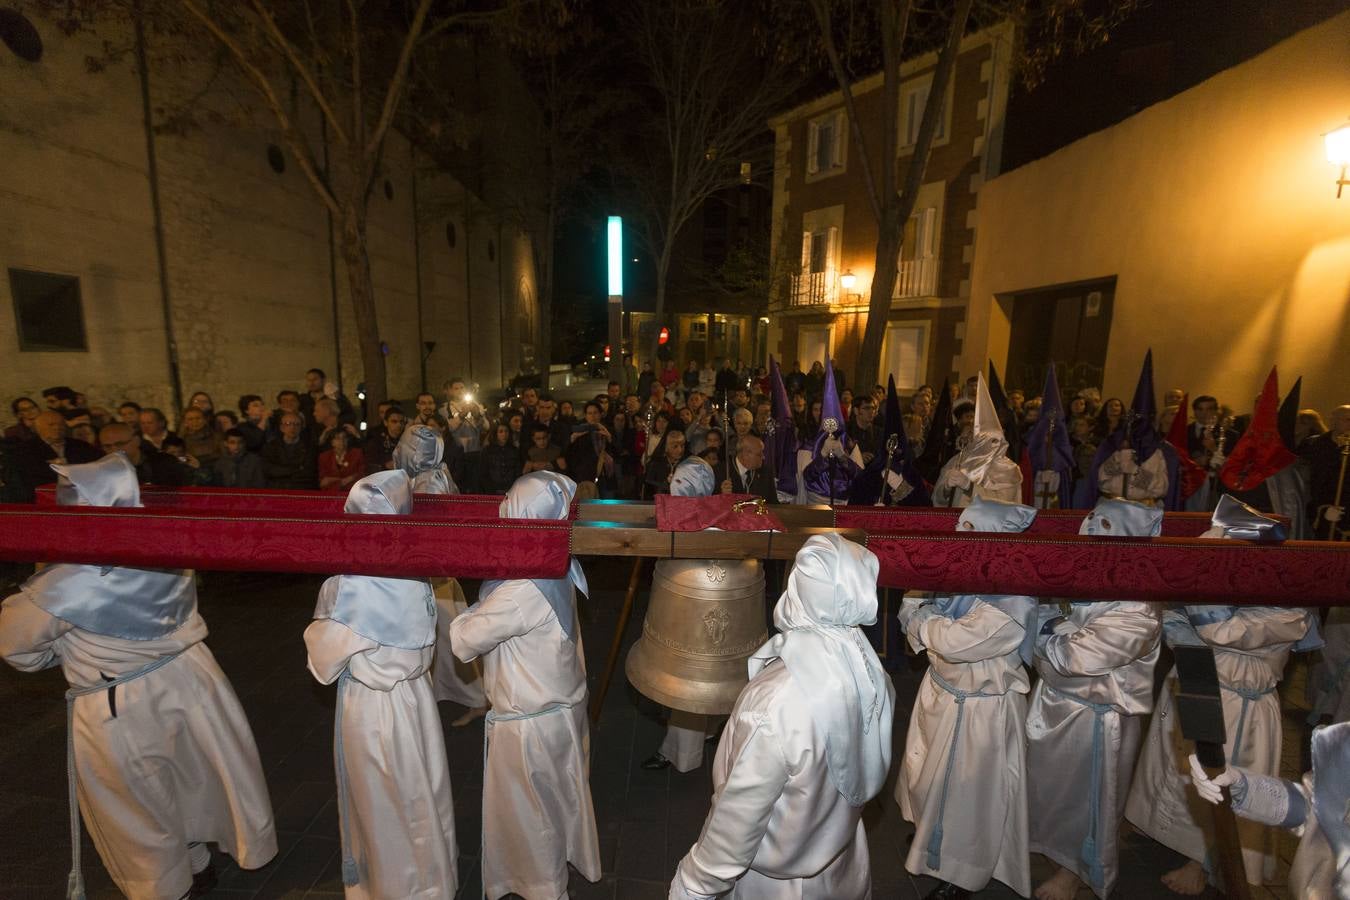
[1314,434,1350,542]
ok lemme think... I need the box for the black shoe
[923,882,971,900]
[185,863,217,898]
[640,752,672,770]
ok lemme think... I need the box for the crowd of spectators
[3,360,1345,535]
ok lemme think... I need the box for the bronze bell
[625,557,768,716]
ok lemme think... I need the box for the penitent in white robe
[304,593,459,899]
[1026,601,1160,899]
[430,577,485,709]
[932,455,1022,508]
[1098,448,1169,505]
[898,598,1032,896]
[671,662,872,899]
[450,578,601,899]
[1126,606,1314,886]
[1312,606,1350,724]
[0,593,277,900]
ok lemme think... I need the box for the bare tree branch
[248,0,349,146]
[363,0,433,163]
[180,0,341,216]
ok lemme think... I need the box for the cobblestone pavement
[0,564,1310,899]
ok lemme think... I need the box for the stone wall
[0,10,538,423]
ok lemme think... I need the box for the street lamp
[607,215,623,383]
[1326,122,1350,198]
[840,270,857,291]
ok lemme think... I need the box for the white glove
[1210,452,1226,470]
[1325,506,1344,523]
[1189,753,1241,805]
[940,468,972,491]
[898,594,931,630]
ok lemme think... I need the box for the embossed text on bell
[624,557,768,716]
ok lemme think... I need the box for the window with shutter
[817,118,834,170]
[805,109,847,178]
[902,81,947,148]
[809,231,829,274]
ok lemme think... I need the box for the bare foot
[1034,865,1083,900]
[1160,859,1207,895]
[451,706,488,727]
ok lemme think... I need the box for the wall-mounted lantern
[1326,122,1350,198]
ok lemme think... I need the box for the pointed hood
[1073,349,1182,509]
[847,376,930,506]
[1277,375,1303,452]
[1165,393,1208,501]
[52,453,141,508]
[916,377,953,481]
[1021,364,1075,507]
[987,360,1010,422]
[945,374,1012,489]
[1220,366,1296,492]
[1126,348,1162,458]
[1024,364,1074,471]
[815,356,849,448]
[803,355,862,500]
[767,355,799,495]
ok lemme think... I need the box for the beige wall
[0,12,538,423]
[963,11,1350,416]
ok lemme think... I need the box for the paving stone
[0,567,1325,898]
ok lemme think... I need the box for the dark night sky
[548,0,1350,362]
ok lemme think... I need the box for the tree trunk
[338,209,388,409]
[855,206,903,391]
[853,0,974,392]
[651,240,673,366]
[537,199,556,391]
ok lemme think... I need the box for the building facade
[765,24,1014,393]
[0,10,541,419]
[961,10,1350,415]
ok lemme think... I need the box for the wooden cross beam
[1,496,1347,605]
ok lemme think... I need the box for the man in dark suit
[16,411,100,498]
[97,423,188,486]
[847,396,884,464]
[720,433,777,504]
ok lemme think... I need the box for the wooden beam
[570,521,864,561]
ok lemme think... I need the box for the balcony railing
[788,271,834,307]
[895,256,937,298]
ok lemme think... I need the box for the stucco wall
[0,12,537,421]
[963,10,1350,415]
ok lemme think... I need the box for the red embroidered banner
[0,505,572,579]
[835,506,1221,537]
[2,501,1345,604]
[866,532,1349,604]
